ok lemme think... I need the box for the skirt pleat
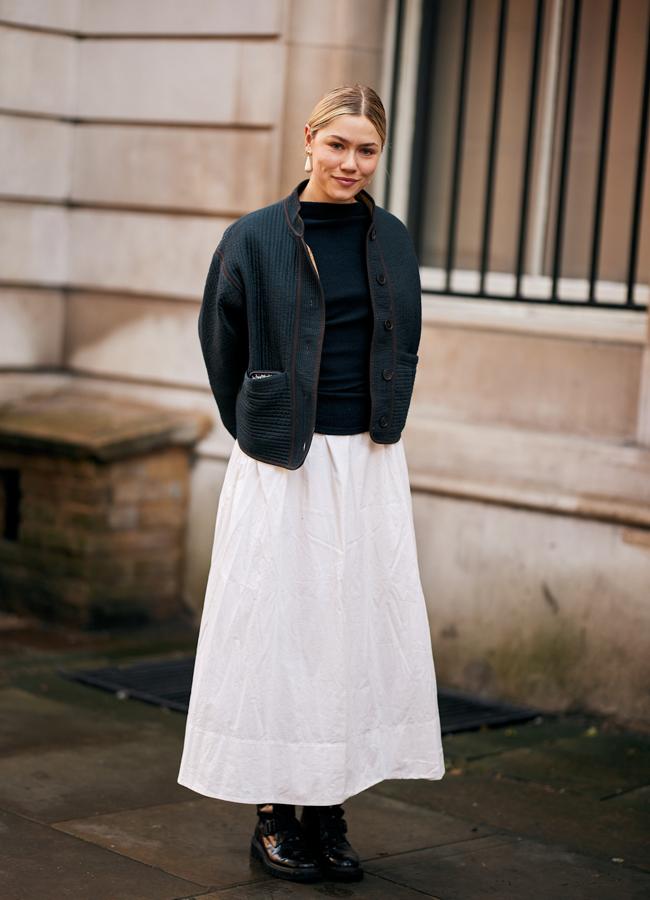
[177,431,445,805]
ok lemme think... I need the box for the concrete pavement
[0,615,648,899]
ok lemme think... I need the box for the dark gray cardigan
[198,177,422,470]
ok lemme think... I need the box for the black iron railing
[401,0,650,310]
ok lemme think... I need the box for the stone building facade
[0,0,648,724]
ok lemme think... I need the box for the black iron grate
[60,656,542,734]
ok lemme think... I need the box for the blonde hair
[305,83,387,150]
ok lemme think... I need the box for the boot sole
[250,834,323,883]
[319,860,365,882]
[302,843,365,880]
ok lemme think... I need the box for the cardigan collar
[284,177,376,237]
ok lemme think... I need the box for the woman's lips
[334,176,358,186]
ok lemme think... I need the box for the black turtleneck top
[299,197,372,434]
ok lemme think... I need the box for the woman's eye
[330,143,374,155]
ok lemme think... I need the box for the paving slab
[364,832,650,900]
[195,874,441,898]
[3,661,190,732]
[0,734,191,822]
[0,687,175,756]
[53,790,493,888]
[54,797,269,890]
[373,774,650,871]
[465,731,650,798]
[348,790,492,858]
[441,715,590,760]
[0,808,205,900]
[606,783,650,811]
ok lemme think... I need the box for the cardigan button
[379,415,389,427]
[382,368,394,380]
[376,272,386,285]
[383,318,393,330]
[370,226,377,240]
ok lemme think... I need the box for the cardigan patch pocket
[236,370,292,462]
[239,370,288,399]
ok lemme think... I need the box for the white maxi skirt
[177,430,445,805]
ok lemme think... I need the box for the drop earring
[304,150,312,172]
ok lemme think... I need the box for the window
[392,0,650,310]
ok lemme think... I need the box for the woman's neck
[298,186,357,204]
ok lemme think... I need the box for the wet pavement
[0,614,648,899]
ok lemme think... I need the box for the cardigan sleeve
[197,241,249,440]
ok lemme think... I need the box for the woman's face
[303,114,382,202]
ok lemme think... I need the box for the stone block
[0,116,71,200]
[0,202,68,284]
[288,0,387,49]
[0,389,208,627]
[71,124,274,213]
[0,289,65,367]
[0,25,75,116]
[417,324,642,441]
[67,210,230,298]
[65,293,208,387]
[76,38,284,125]
[0,0,79,31]
[78,0,283,36]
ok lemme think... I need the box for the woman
[177,83,445,884]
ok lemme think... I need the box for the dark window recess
[60,657,543,734]
[405,0,650,310]
[0,469,21,541]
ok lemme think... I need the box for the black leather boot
[250,803,323,882]
[300,804,363,881]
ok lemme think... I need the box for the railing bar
[588,0,620,304]
[626,0,650,305]
[408,0,439,253]
[515,0,546,300]
[445,0,474,292]
[551,0,582,301]
[479,0,509,296]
